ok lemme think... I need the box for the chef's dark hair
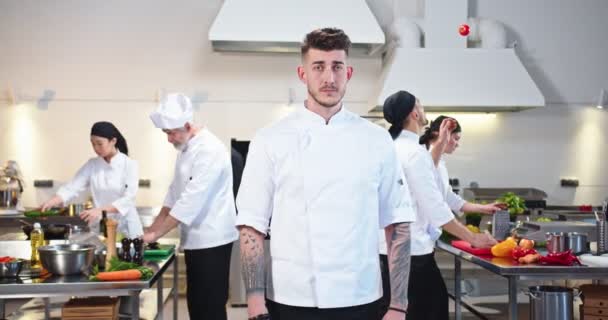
[419,115,462,149]
[301,28,352,56]
[90,121,129,155]
[383,90,417,140]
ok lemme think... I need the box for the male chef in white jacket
[143,93,238,320]
[236,28,415,320]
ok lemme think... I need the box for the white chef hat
[149,93,194,129]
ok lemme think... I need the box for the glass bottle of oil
[30,223,45,269]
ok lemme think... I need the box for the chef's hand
[470,231,498,248]
[436,118,456,151]
[383,309,407,320]
[79,208,103,225]
[142,232,157,244]
[477,202,507,214]
[247,294,268,319]
[41,196,63,212]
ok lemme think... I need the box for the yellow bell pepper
[491,238,518,257]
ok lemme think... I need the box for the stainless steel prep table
[0,241,178,320]
[437,240,608,320]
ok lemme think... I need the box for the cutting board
[62,297,119,320]
[451,240,493,256]
[144,244,175,258]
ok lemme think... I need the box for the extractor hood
[209,0,385,55]
[370,47,546,113]
[370,0,545,113]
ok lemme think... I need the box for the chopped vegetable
[497,192,526,215]
[538,250,582,266]
[519,253,541,264]
[0,256,18,263]
[95,270,143,281]
[491,238,518,257]
[466,225,480,233]
[512,247,538,260]
[519,239,536,250]
[24,209,59,218]
[536,217,552,222]
[89,257,154,281]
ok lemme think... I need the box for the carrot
[518,253,541,264]
[95,269,142,281]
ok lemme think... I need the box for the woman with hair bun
[40,121,144,238]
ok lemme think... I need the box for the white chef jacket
[163,128,238,250]
[393,130,455,256]
[236,106,415,308]
[437,158,466,216]
[56,152,144,238]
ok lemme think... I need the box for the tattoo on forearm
[388,223,411,309]
[240,227,266,296]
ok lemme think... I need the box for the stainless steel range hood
[370,47,546,113]
[370,0,545,113]
[209,0,385,55]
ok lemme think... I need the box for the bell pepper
[491,238,518,257]
[511,247,538,260]
[539,250,582,266]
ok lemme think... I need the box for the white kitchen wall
[1,0,607,207]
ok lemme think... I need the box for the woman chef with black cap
[379,91,497,320]
[41,122,144,238]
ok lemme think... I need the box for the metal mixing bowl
[38,244,95,276]
[0,260,23,278]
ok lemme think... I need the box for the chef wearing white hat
[143,93,238,320]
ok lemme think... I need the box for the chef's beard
[173,143,186,151]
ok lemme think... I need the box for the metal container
[38,244,95,276]
[0,186,19,209]
[567,232,588,254]
[0,260,23,278]
[546,232,567,253]
[69,203,85,217]
[527,286,576,320]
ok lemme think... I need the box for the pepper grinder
[105,219,119,270]
[132,238,144,265]
[121,238,132,262]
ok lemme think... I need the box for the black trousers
[407,252,449,320]
[267,299,382,320]
[379,254,391,318]
[184,242,233,320]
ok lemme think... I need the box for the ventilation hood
[370,47,546,113]
[209,0,385,55]
[370,0,545,113]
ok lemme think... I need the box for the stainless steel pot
[567,232,588,254]
[546,232,567,253]
[38,244,95,276]
[0,260,23,278]
[526,286,579,320]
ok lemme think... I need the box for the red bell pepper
[539,250,581,266]
[511,247,538,260]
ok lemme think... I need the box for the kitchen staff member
[237,28,415,320]
[382,91,497,320]
[420,116,505,216]
[143,93,238,320]
[41,122,144,238]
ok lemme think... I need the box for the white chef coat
[56,152,144,238]
[163,128,238,250]
[236,106,415,308]
[437,157,466,216]
[393,130,455,256]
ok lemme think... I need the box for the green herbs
[89,257,154,281]
[497,192,526,215]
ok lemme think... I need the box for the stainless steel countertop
[436,241,608,279]
[0,240,174,297]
